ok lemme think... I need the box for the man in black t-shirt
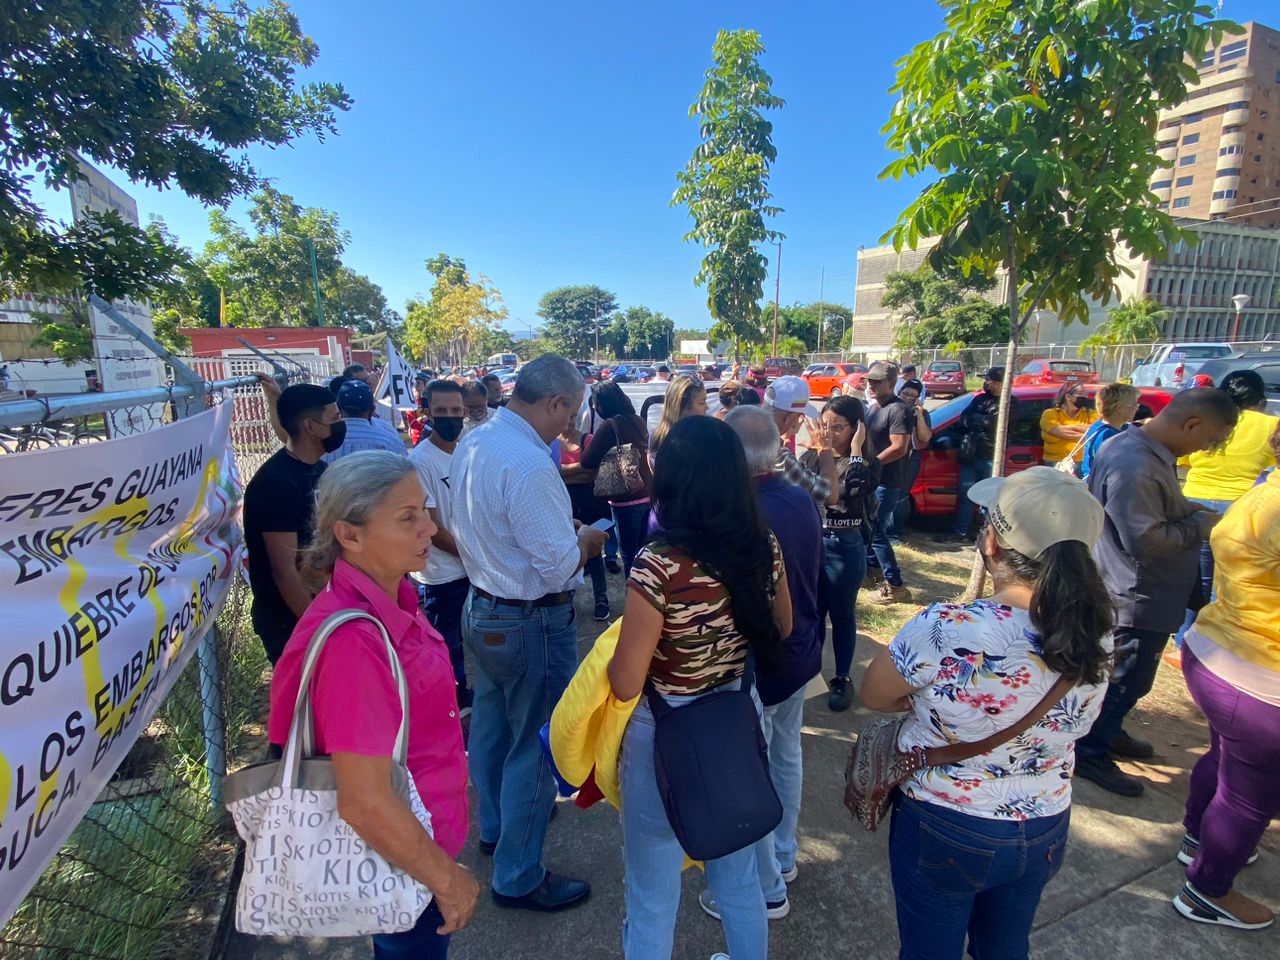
[863,361,913,605]
[943,366,1020,542]
[242,383,342,664]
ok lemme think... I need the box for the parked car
[764,356,804,380]
[677,364,701,379]
[898,384,1174,526]
[1187,353,1280,415]
[803,362,869,397]
[922,360,966,398]
[1012,359,1100,387]
[634,366,656,382]
[1130,342,1236,388]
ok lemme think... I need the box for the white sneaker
[698,888,790,921]
[780,864,798,883]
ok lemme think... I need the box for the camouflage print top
[627,534,784,696]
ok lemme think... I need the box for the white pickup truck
[1130,343,1236,388]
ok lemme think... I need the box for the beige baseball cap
[967,466,1104,559]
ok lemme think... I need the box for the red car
[921,360,966,399]
[804,362,868,397]
[1012,359,1100,387]
[902,384,1172,524]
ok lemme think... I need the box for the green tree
[757,301,853,351]
[883,267,1006,352]
[1080,296,1167,368]
[672,29,784,361]
[879,0,1235,595]
[472,327,518,363]
[537,285,618,358]
[1,0,349,302]
[603,305,676,359]
[404,254,508,366]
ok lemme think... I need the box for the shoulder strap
[922,674,1073,768]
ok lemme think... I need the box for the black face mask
[318,419,346,453]
[431,416,464,442]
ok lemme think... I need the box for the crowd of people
[237,352,1279,959]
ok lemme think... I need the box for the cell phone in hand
[589,518,615,533]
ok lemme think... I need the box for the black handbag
[646,657,782,861]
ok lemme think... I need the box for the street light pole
[1230,293,1251,341]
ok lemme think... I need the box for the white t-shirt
[408,439,467,585]
[890,599,1111,820]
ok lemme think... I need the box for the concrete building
[1150,22,1280,227]
[851,238,1090,350]
[1115,217,1280,340]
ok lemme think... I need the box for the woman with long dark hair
[608,416,792,960]
[578,381,654,575]
[860,467,1114,960]
[801,395,879,712]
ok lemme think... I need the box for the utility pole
[817,266,825,353]
[772,240,782,355]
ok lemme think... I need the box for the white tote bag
[224,610,434,937]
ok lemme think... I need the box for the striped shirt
[777,448,831,504]
[450,407,583,599]
[320,416,407,464]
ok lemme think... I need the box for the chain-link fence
[0,345,326,959]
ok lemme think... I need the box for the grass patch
[856,539,978,643]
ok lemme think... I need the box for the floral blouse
[890,600,1112,821]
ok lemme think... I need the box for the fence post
[88,295,207,417]
[198,625,228,808]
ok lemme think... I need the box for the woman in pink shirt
[268,450,477,958]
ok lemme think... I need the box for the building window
[1158,139,1177,150]
[1185,112,1203,124]
[1152,179,1172,189]
[1216,168,1240,178]
[1183,133,1200,145]
[1220,45,1248,62]
[1220,144,1243,156]
[1200,51,1215,66]
[1173,197,1191,208]
[1225,101,1249,111]
[1176,175,1194,187]
[1180,154,1197,166]
[1158,201,1170,210]
[1211,190,1237,200]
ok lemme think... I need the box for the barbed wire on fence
[0,357,321,960]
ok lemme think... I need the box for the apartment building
[1151,21,1280,227]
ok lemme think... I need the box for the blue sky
[38,0,1276,334]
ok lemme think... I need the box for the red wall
[181,326,354,365]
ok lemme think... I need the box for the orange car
[803,362,868,398]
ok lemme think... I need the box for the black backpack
[646,658,782,861]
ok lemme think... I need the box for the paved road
[226,541,1280,960]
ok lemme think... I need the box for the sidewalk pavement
[226,576,1279,960]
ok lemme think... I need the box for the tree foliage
[1,0,350,301]
[1081,296,1167,360]
[536,285,618,358]
[882,267,1006,351]
[603,305,676,359]
[404,254,508,367]
[672,29,784,357]
[755,301,852,352]
[878,0,1236,596]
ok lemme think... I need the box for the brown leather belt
[474,587,574,608]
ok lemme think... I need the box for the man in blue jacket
[695,405,824,923]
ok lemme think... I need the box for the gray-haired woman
[267,451,478,958]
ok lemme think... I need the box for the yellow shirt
[1182,409,1279,501]
[1194,470,1280,672]
[1039,406,1098,462]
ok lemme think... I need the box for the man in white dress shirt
[451,354,608,912]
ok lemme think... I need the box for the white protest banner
[375,340,416,426]
[0,402,243,926]
[68,158,166,437]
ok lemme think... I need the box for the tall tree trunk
[961,234,1020,601]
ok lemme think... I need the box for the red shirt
[268,558,469,857]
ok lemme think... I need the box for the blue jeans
[585,554,607,602]
[420,577,470,689]
[889,795,1069,960]
[621,691,767,960]
[888,454,922,540]
[1076,627,1169,759]
[612,501,651,576]
[372,900,450,959]
[755,685,806,903]
[463,591,578,896]
[820,530,867,677]
[953,459,994,536]
[866,486,903,586]
[1174,496,1232,648]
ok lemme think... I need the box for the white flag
[375,340,417,425]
